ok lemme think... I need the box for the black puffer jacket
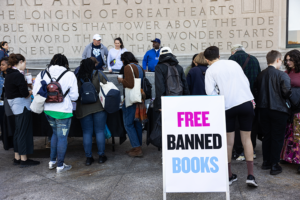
[253,66,291,114]
[154,53,190,111]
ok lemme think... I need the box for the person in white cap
[82,34,108,71]
[153,47,190,112]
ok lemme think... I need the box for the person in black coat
[186,52,208,95]
[154,47,190,112]
[5,54,40,168]
[253,50,291,175]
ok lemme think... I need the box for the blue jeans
[80,111,107,157]
[122,103,143,148]
[45,115,72,167]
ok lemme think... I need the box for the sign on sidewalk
[162,96,229,199]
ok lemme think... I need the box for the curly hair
[120,52,138,66]
[284,49,300,74]
[77,58,95,81]
[49,54,69,69]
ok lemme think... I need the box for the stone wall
[0,0,289,71]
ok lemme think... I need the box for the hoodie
[33,65,79,115]
[154,53,190,111]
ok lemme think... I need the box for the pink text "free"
[177,112,210,127]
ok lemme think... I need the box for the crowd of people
[1,35,300,188]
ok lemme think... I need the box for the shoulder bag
[110,49,122,67]
[125,65,142,107]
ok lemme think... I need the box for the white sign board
[162,96,229,199]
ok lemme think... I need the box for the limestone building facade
[0,0,298,72]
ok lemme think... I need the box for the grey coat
[82,43,109,68]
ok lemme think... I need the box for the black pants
[234,109,259,155]
[259,108,289,164]
[14,108,33,155]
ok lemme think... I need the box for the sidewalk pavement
[1,132,300,200]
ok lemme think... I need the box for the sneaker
[236,152,245,161]
[246,175,258,187]
[49,161,57,170]
[229,174,238,186]
[98,155,107,164]
[45,141,51,149]
[20,159,40,168]
[253,151,256,159]
[56,164,72,173]
[13,158,21,165]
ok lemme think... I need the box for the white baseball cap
[160,47,172,56]
[93,34,102,41]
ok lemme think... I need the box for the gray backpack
[163,63,183,96]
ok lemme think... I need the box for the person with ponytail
[76,58,109,166]
[107,37,127,73]
[5,54,40,167]
[33,54,79,173]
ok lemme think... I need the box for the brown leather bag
[42,69,70,103]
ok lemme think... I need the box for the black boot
[270,163,282,175]
[297,165,300,174]
[85,157,94,166]
[98,155,107,164]
[261,161,271,170]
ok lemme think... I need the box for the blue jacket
[0,49,9,60]
[142,49,160,72]
[186,65,208,95]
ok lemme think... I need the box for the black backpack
[163,63,183,96]
[132,63,152,99]
[79,71,99,104]
[143,77,152,99]
[150,113,162,148]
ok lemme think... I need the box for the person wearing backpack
[117,52,146,157]
[154,47,190,112]
[33,54,79,173]
[75,58,108,166]
[186,52,208,95]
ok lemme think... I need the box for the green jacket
[75,71,107,119]
[184,65,192,77]
[229,50,261,92]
